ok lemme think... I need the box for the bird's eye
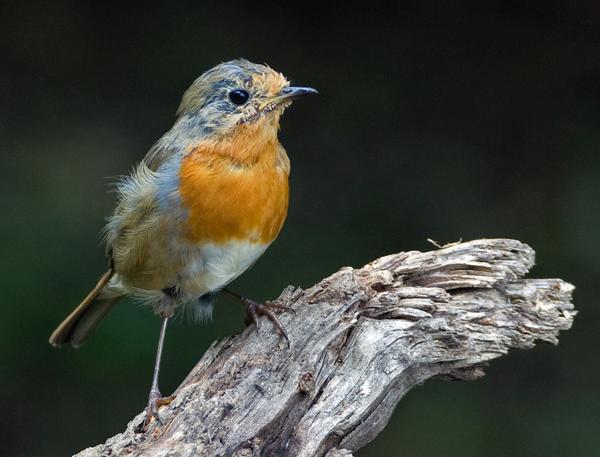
[229,89,250,105]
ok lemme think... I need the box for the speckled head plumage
[175,59,317,136]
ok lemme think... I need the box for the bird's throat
[188,115,282,167]
[179,117,290,245]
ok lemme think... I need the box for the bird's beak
[274,86,318,104]
[260,86,317,113]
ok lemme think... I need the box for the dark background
[2,1,599,456]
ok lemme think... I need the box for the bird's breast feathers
[177,136,290,246]
[106,131,290,297]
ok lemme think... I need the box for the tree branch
[75,239,575,457]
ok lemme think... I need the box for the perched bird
[49,59,316,427]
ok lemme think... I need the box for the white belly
[179,240,270,298]
[103,239,270,318]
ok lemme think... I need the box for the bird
[48,59,317,428]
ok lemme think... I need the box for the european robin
[49,59,317,427]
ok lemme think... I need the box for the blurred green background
[2,1,599,456]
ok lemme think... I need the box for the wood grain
[75,239,575,457]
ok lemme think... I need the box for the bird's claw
[138,389,175,432]
[243,299,294,344]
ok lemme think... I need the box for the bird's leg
[222,288,295,343]
[141,315,175,431]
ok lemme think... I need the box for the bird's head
[175,59,317,138]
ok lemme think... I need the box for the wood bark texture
[75,239,575,457]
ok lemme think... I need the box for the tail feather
[49,269,121,348]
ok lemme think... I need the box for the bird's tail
[49,269,122,348]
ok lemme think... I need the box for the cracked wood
[75,239,575,457]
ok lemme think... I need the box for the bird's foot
[242,297,295,343]
[138,388,175,432]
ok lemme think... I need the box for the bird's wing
[143,135,177,171]
[103,141,180,291]
[105,132,179,258]
[104,161,160,260]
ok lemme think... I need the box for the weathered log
[75,239,575,457]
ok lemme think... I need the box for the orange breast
[178,140,289,245]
